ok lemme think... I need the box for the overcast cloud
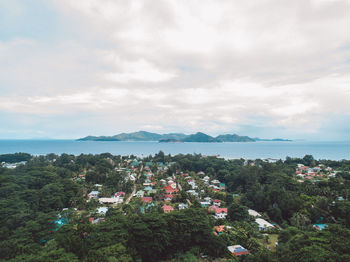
[1,0,350,139]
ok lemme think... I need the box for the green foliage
[2,153,350,261]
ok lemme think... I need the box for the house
[213,199,221,206]
[255,218,274,230]
[141,197,153,203]
[211,179,220,184]
[219,183,226,190]
[163,186,179,194]
[187,190,198,197]
[144,186,153,191]
[98,197,123,204]
[227,245,249,256]
[164,194,175,202]
[114,192,126,197]
[162,205,174,213]
[204,197,212,202]
[197,171,205,175]
[200,201,211,207]
[135,190,145,197]
[214,225,226,235]
[178,203,188,210]
[97,207,109,215]
[313,224,328,231]
[214,207,227,219]
[88,191,100,199]
[248,209,261,217]
[94,184,103,188]
[141,203,156,213]
[145,162,153,167]
[168,182,177,189]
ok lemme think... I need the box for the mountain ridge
[77,131,291,142]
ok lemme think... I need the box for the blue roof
[313,224,328,230]
[234,246,248,252]
[144,186,153,191]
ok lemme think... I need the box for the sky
[1,0,350,140]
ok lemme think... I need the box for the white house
[97,207,109,215]
[98,197,123,205]
[255,218,274,230]
[214,207,228,219]
[178,203,188,210]
[88,191,100,199]
[248,209,261,217]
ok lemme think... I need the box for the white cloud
[1,0,350,139]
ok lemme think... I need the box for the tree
[228,202,249,221]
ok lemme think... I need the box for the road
[173,173,192,206]
[125,165,143,204]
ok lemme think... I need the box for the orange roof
[215,225,226,232]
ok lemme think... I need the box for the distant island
[77,131,291,143]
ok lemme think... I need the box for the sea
[0,140,349,160]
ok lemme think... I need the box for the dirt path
[125,165,143,204]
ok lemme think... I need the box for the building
[164,194,175,202]
[227,245,249,256]
[163,186,179,194]
[213,199,221,206]
[255,218,274,230]
[200,201,211,207]
[214,225,226,235]
[162,205,174,213]
[141,197,153,203]
[98,197,123,204]
[88,191,100,199]
[178,203,188,210]
[144,186,153,191]
[135,190,145,197]
[313,224,328,231]
[96,207,109,215]
[209,206,228,219]
[248,209,261,217]
[214,207,227,219]
[114,192,126,197]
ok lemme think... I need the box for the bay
[0,140,349,160]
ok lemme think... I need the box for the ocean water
[0,140,349,160]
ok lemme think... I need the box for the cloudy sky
[1,0,350,140]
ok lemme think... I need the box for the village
[72,157,285,258]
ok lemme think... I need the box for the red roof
[216,207,227,214]
[162,205,174,212]
[115,192,126,197]
[163,186,179,194]
[141,197,153,203]
[164,194,175,198]
[213,199,221,203]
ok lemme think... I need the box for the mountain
[78,131,187,142]
[215,134,255,142]
[78,131,291,142]
[113,131,162,141]
[77,136,120,141]
[254,138,292,142]
[182,132,218,142]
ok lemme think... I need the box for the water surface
[0,140,349,160]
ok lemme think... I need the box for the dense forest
[1,152,350,261]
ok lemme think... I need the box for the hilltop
[78,131,289,142]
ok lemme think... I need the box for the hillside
[78,131,290,142]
